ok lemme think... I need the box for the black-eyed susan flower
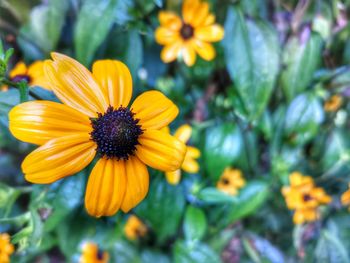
[282,172,332,224]
[341,184,350,210]
[0,233,14,263]
[324,94,343,112]
[124,215,147,241]
[1,61,49,91]
[163,124,200,185]
[80,242,109,263]
[9,53,186,217]
[216,168,246,196]
[155,0,224,66]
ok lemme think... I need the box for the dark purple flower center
[180,23,194,40]
[90,106,143,160]
[11,74,31,83]
[303,194,312,202]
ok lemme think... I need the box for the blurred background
[1,0,350,262]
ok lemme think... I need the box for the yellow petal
[191,2,210,27]
[181,42,196,66]
[9,61,27,78]
[202,14,215,26]
[136,130,186,171]
[155,27,181,45]
[131,90,179,130]
[85,158,126,217]
[158,11,182,30]
[193,40,216,61]
[165,170,181,185]
[174,124,192,143]
[44,53,108,117]
[182,0,200,25]
[92,60,132,108]
[121,156,149,212]
[27,61,51,90]
[161,41,183,63]
[182,157,199,173]
[194,24,224,42]
[22,133,96,184]
[187,146,201,158]
[9,101,92,145]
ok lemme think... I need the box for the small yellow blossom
[216,168,246,196]
[282,172,332,224]
[324,95,342,112]
[341,183,350,209]
[79,242,109,263]
[164,124,201,185]
[124,215,147,241]
[0,233,14,263]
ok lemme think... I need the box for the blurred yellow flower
[1,61,50,91]
[0,233,14,263]
[164,124,201,185]
[80,242,109,263]
[124,215,148,241]
[341,184,350,209]
[155,0,224,66]
[324,94,342,112]
[9,53,186,217]
[282,172,332,224]
[216,168,246,196]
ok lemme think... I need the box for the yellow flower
[324,94,342,112]
[9,53,186,217]
[124,215,148,241]
[0,233,14,263]
[216,168,246,196]
[282,172,332,224]
[80,242,109,263]
[155,0,224,66]
[1,61,50,91]
[341,183,350,209]
[164,124,201,185]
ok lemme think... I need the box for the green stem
[1,78,43,100]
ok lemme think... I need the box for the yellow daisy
[80,242,109,263]
[155,0,224,66]
[216,168,246,196]
[164,124,200,185]
[9,53,186,217]
[124,215,148,241]
[0,233,14,263]
[2,61,50,91]
[324,94,343,112]
[282,172,332,224]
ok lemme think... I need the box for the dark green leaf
[196,187,238,204]
[184,206,207,242]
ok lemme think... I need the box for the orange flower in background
[164,124,201,185]
[0,233,14,263]
[9,53,186,217]
[80,242,109,263]
[155,0,224,66]
[216,168,245,196]
[324,94,343,112]
[1,61,50,91]
[282,172,332,224]
[341,184,350,210]
[124,215,148,241]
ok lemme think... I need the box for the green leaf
[196,187,238,204]
[174,241,221,263]
[0,89,20,115]
[141,250,170,263]
[184,206,207,242]
[135,177,186,244]
[281,29,323,101]
[203,123,243,181]
[18,0,68,56]
[223,6,280,120]
[74,0,119,66]
[284,92,324,146]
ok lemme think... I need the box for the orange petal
[27,61,51,90]
[85,158,127,217]
[155,27,181,45]
[174,124,192,143]
[9,101,92,145]
[191,2,210,27]
[194,24,224,42]
[182,0,200,25]
[92,60,132,108]
[22,133,96,184]
[44,53,108,117]
[136,130,186,171]
[158,11,182,30]
[121,156,149,212]
[131,90,179,130]
[193,40,216,61]
[160,41,183,63]
[165,170,181,185]
[9,61,27,78]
